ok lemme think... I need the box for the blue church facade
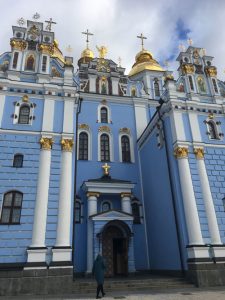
[1,18,225,289]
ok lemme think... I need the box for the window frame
[25,54,36,72]
[12,52,19,69]
[78,132,89,160]
[97,104,111,124]
[0,191,23,225]
[75,200,82,224]
[121,135,131,163]
[13,154,24,168]
[207,120,220,140]
[153,78,160,97]
[100,133,110,162]
[42,55,47,72]
[100,107,108,123]
[18,104,30,124]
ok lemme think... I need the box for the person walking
[92,253,106,299]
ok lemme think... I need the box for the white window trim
[188,75,196,92]
[101,200,113,212]
[196,76,208,94]
[206,119,222,141]
[77,128,92,161]
[118,132,135,163]
[98,131,114,162]
[13,101,34,125]
[153,78,161,98]
[22,52,37,73]
[97,104,111,124]
[211,77,219,95]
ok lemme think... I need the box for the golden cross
[137,33,147,51]
[82,29,94,49]
[102,163,111,176]
[45,18,57,32]
[187,38,193,46]
[66,45,73,55]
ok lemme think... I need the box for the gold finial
[179,44,186,52]
[102,163,111,176]
[118,57,122,67]
[137,33,147,51]
[187,38,193,46]
[17,17,26,27]
[96,45,108,59]
[82,29,94,49]
[45,18,57,32]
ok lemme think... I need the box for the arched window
[102,201,111,212]
[121,135,131,162]
[132,202,141,224]
[13,154,23,168]
[188,76,194,91]
[0,191,23,224]
[208,120,219,140]
[13,52,19,69]
[197,76,206,93]
[18,105,30,124]
[42,56,47,72]
[75,201,81,223]
[25,55,35,71]
[100,134,110,161]
[212,78,218,93]
[79,132,88,160]
[100,107,108,123]
[154,79,160,97]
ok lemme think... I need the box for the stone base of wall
[0,267,73,296]
[187,261,225,286]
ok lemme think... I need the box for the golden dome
[129,49,164,77]
[81,47,94,60]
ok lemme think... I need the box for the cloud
[0,0,225,78]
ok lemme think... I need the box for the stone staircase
[71,276,195,295]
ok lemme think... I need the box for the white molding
[13,100,34,125]
[63,99,74,134]
[42,98,55,132]
[118,132,135,163]
[188,112,202,142]
[134,102,148,138]
[77,127,92,161]
[83,181,134,195]
[98,131,114,162]
[97,103,111,123]
[0,94,5,127]
[171,110,186,142]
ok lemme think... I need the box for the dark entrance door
[102,225,128,277]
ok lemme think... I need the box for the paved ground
[2,287,225,300]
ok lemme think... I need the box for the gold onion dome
[129,49,164,77]
[79,47,94,64]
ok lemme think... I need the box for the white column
[27,137,53,263]
[86,193,98,273]
[174,147,204,245]
[194,148,222,245]
[121,193,132,214]
[52,139,74,263]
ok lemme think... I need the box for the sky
[0,0,225,78]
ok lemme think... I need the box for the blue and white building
[0,18,225,287]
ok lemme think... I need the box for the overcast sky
[0,0,225,78]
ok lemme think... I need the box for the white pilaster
[42,97,55,132]
[27,137,53,263]
[0,94,5,127]
[134,101,148,138]
[52,139,74,263]
[121,194,132,214]
[63,99,74,134]
[86,193,98,273]
[111,77,119,95]
[89,74,97,93]
[194,148,222,245]
[174,147,204,246]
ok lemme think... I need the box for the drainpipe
[157,99,185,275]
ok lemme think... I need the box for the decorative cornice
[174,147,189,159]
[87,192,100,198]
[10,39,27,51]
[181,63,194,74]
[194,148,204,159]
[61,139,74,151]
[78,124,90,130]
[121,193,132,198]
[119,127,130,135]
[205,66,217,77]
[39,137,53,150]
[38,44,54,55]
[98,125,110,133]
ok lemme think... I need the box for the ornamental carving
[101,99,107,104]
[181,63,194,74]
[119,127,130,134]
[38,44,54,55]
[61,139,74,151]
[194,148,204,159]
[10,39,27,51]
[174,147,188,159]
[87,192,100,198]
[78,124,90,130]
[22,95,29,102]
[98,126,110,133]
[51,67,61,77]
[205,66,217,77]
[121,193,132,198]
[39,137,53,150]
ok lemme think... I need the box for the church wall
[139,120,182,271]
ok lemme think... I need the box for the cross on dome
[45,18,57,32]
[82,29,94,49]
[137,33,147,51]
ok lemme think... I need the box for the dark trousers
[96,284,104,297]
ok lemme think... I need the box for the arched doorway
[101,220,131,277]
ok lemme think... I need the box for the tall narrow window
[212,78,218,93]
[154,79,160,97]
[188,76,194,91]
[132,202,141,224]
[79,132,88,160]
[208,120,219,140]
[25,55,35,71]
[13,52,19,69]
[197,77,206,93]
[100,134,110,161]
[0,191,23,224]
[75,201,81,223]
[121,135,131,162]
[18,105,30,124]
[42,56,47,72]
[13,154,23,168]
[100,107,108,123]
